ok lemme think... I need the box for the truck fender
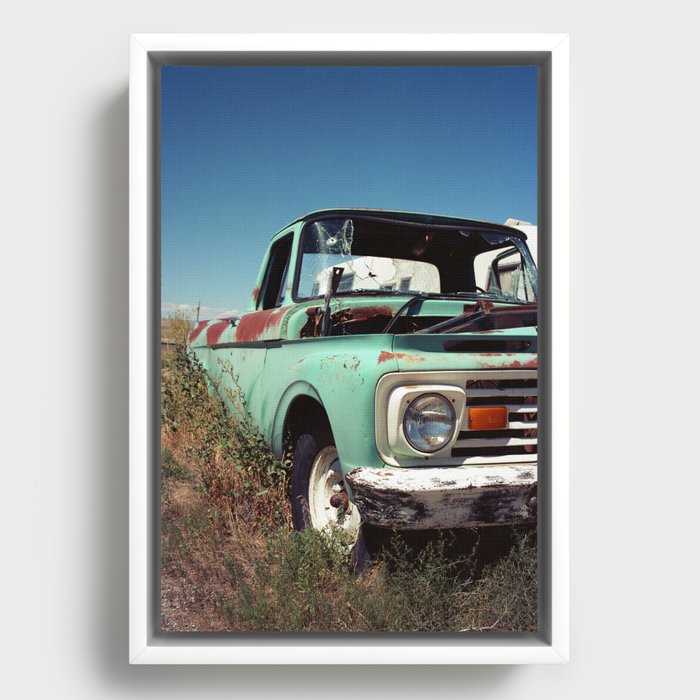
[270,380,324,456]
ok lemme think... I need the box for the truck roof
[280,208,528,239]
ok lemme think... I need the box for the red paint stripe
[188,320,208,344]
[206,320,230,346]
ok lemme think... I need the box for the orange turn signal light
[468,406,508,431]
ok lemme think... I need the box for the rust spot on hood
[477,355,538,369]
[504,356,538,369]
[394,352,426,364]
[377,349,426,366]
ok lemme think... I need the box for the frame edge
[128,32,570,665]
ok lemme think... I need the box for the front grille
[451,372,538,464]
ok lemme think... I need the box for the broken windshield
[295,217,538,303]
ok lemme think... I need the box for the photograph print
[159,63,540,633]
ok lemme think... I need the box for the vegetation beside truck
[188,209,539,548]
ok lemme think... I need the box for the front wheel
[291,430,368,566]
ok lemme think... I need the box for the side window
[474,246,533,302]
[259,235,293,310]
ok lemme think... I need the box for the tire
[291,428,369,568]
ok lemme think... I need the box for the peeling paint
[344,356,360,372]
[346,464,537,530]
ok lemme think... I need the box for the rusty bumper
[345,464,537,530]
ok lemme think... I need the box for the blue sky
[161,66,537,319]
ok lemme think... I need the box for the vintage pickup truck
[188,209,538,549]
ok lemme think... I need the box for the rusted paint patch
[301,304,395,338]
[235,305,290,342]
[188,320,208,344]
[476,354,538,370]
[300,307,323,338]
[251,286,260,304]
[378,351,395,364]
[206,319,230,346]
[503,356,538,369]
[394,352,426,363]
[348,305,393,321]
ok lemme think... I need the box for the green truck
[188,209,538,549]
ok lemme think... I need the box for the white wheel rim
[308,446,361,541]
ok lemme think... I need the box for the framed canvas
[130,33,569,664]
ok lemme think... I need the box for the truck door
[214,234,294,424]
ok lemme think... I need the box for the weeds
[161,342,290,531]
[220,527,536,632]
[161,310,195,346]
[160,315,538,633]
[460,533,538,631]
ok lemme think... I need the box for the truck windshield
[296,217,538,303]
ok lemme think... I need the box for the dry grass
[161,310,195,346]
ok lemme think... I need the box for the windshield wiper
[333,288,430,298]
[382,293,431,334]
[331,288,530,305]
[440,291,532,304]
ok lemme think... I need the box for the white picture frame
[130,32,569,665]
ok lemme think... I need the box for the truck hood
[391,327,537,372]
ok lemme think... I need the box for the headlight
[403,393,456,453]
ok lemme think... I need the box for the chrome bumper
[345,464,537,530]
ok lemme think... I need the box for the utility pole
[196,300,201,324]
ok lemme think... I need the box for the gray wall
[8,2,697,697]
